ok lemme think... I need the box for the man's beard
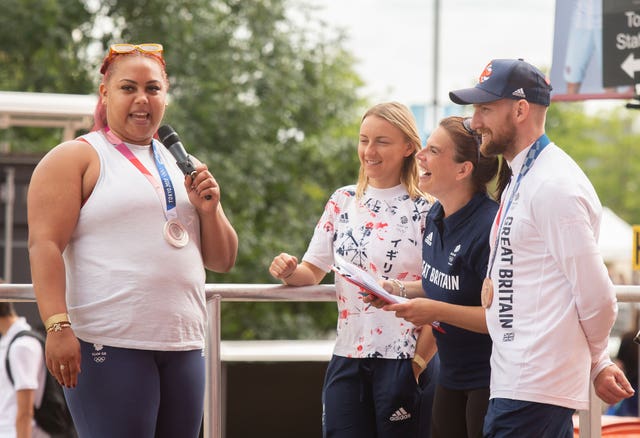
[479,123,516,158]
[480,139,507,157]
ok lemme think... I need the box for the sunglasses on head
[462,117,482,163]
[100,43,165,74]
[110,43,163,55]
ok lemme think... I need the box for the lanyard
[103,128,178,221]
[487,134,551,277]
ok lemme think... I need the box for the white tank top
[64,131,206,351]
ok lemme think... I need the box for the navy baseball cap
[449,59,552,107]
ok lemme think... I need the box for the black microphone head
[158,124,180,147]
[157,124,198,178]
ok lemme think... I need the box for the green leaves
[1,0,365,339]
[7,0,640,341]
[546,102,640,225]
[147,0,364,338]
[0,0,93,93]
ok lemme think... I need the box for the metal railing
[3,283,640,438]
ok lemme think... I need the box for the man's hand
[594,364,635,405]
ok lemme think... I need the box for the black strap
[5,329,45,386]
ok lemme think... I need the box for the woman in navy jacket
[367,116,510,438]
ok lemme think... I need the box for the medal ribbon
[487,134,551,277]
[103,127,178,222]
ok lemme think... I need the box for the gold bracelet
[44,313,70,332]
[46,322,72,333]
[412,354,427,371]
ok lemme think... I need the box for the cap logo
[512,88,526,98]
[478,62,493,83]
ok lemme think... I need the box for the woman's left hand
[185,163,220,211]
[385,299,438,326]
[363,279,394,308]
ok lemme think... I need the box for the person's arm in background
[11,337,45,438]
[14,389,35,438]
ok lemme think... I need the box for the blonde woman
[270,102,433,437]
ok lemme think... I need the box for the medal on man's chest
[481,277,494,309]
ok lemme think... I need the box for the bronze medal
[163,219,189,248]
[481,277,494,309]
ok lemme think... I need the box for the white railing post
[205,294,222,438]
[579,383,602,438]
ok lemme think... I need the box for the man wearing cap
[449,58,634,437]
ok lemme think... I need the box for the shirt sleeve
[9,337,44,391]
[302,190,341,272]
[533,179,617,380]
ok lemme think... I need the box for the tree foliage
[2,0,368,339]
[94,0,367,338]
[0,0,95,152]
[10,1,640,341]
[546,102,640,224]
[0,0,93,92]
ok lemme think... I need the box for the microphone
[157,125,211,200]
[158,124,197,178]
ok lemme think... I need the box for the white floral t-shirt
[303,184,430,359]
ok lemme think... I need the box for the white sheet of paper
[331,256,408,304]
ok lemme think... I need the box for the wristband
[44,313,70,332]
[46,322,72,333]
[412,354,427,371]
[391,279,407,298]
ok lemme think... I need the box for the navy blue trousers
[64,339,205,438]
[322,354,438,438]
[483,398,574,438]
